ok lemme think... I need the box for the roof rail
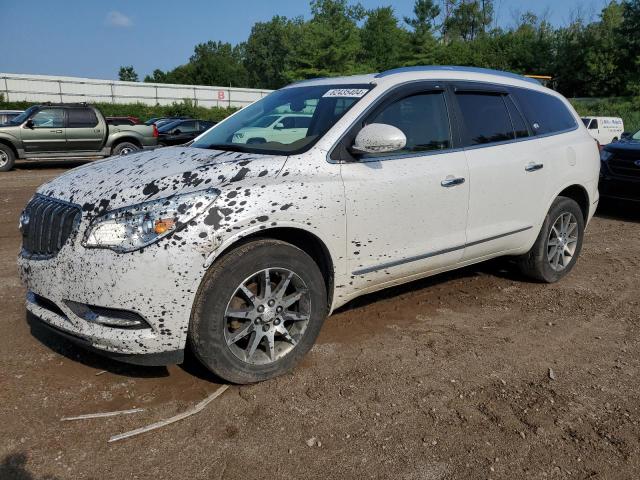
[375,66,541,85]
[39,102,90,107]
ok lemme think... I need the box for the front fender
[0,131,21,151]
[202,220,338,270]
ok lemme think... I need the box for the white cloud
[106,11,133,28]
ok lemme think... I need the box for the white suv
[19,66,600,383]
[232,113,312,144]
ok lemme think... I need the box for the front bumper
[599,174,640,202]
[18,227,211,364]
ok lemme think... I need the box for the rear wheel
[189,239,328,384]
[112,141,139,156]
[0,144,16,172]
[518,196,585,283]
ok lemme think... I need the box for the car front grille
[21,195,81,258]
[608,158,640,178]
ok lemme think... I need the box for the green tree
[360,7,408,70]
[287,0,366,80]
[582,2,624,96]
[188,41,248,87]
[444,0,494,42]
[244,16,303,89]
[144,69,168,83]
[118,65,138,82]
[619,0,640,94]
[403,0,441,65]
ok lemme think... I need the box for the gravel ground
[1,161,639,479]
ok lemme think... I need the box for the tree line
[119,0,640,98]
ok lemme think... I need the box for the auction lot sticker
[322,88,369,98]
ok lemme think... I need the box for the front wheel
[518,196,585,283]
[0,144,16,172]
[189,239,328,384]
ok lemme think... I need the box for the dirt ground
[1,161,639,480]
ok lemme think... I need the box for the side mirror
[24,119,34,129]
[274,122,284,130]
[351,123,406,155]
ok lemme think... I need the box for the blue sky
[0,0,609,80]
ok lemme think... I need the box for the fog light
[65,300,150,329]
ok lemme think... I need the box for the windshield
[247,115,281,128]
[191,84,373,155]
[7,106,37,125]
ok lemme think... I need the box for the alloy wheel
[224,268,311,365]
[547,212,579,272]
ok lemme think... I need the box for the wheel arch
[110,135,142,151]
[206,226,336,309]
[557,184,590,223]
[0,138,19,158]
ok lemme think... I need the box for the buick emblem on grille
[18,211,30,232]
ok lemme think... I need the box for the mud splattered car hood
[37,146,287,216]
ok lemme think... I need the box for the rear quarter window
[512,88,577,135]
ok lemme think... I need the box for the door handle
[49,130,63,134]
[441,177,466,187]
[525,162,544,172]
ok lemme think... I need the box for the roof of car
[285,65,542,90]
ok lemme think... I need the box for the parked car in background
[0,103,157,171]
[18,66,599,384]
[582,116,624,145]
[144,116,190,126]
[157,119,216,146]
[106,116,141,126]
[0,110,24,125]
[599,128,640,202]
[232,113,312,144]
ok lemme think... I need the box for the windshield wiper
[205,143,253,153]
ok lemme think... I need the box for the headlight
[600,150,613,162]
[83,188,219,252]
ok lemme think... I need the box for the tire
[0,144,16,172]
[518,196,585,283]
[189,239,328,384]
[111,141,140,156]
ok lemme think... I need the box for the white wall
[0,73,273,108]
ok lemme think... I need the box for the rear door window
[505,96,530,139]
[176,120,198,133]
[512,88,577,135]
[67,108,99,128]
[456,93,515,145]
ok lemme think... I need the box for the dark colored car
[0,110,24,125]
[157,119,216,146]
[599,129,640,202]
[144,116,190,126]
